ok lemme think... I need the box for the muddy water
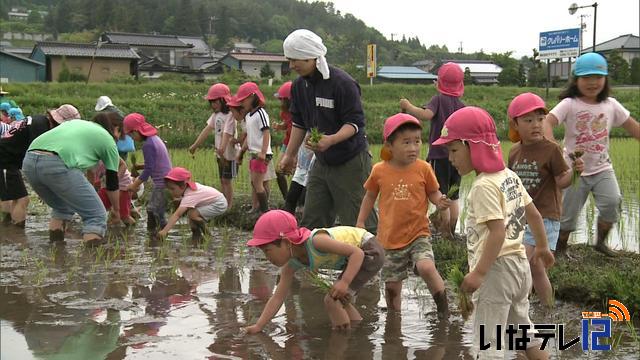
[1,217,638,359]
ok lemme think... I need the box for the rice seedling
[447,264,474,320]
[568,150,584,187]
[309,127,324,144]
[303,270,349,305]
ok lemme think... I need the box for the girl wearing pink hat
[157,167,228,240]
[433,106,554,360]
[189,83,240,208]
[244,210,384,333]
[399,62,466,237]
[124,113,172,232]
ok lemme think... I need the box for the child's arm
[218,132,232,158]
[312,232,365,299]
[428,190,452,232]
[245,265,296,334]
[524,203,555,269]
[118,158,127,177]
[189,126,213,154]
[621,116,640,140]
[259,129,271,161]
[543,113,560,142]
[399,98,434,121]
[356,190,377,228]
[556,157,584,188]
[157,206,189,238]
[461,219,504,293]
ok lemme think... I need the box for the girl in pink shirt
[157,167,228,240]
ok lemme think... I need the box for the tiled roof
[34,41,140,59]
[228,52,287,62]
[0,50,45,66]
[177,36,210,53]
[104,32,191,48]
[583,34,640,52]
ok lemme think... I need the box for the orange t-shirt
[364,160,440,249]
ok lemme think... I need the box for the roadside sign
[367,44,376,78]
[539,28,580,60]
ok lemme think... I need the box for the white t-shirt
[464,169,530,272]
[180,182,224,208]
[550,97,630,176]
[244,108,272,155]
[206,112,239,161]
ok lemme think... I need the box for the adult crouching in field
[278,29,378,233]
[22,115,123,246]
[0,105,81,227]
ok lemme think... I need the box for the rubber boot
[276,173,289,200]
[146,212,159,233]
[257,192,269,213]
[433,290,449,320]
[13,220,26,228]
[555,230,571,258]
[284,181,304,214]
[190,219,207,242]
[595,220,617,257]
[49,229,65,242]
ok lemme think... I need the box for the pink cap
[226,95,241,107]
[507,92,548,142]
[432,107,505,173]
[234,82,266,107]
[123,113,158,136]
[248,210,311,247]
[204,83,231,102]
[436,62,464,97]
[274,81,292,99]
[380,113,421,161]
[48,104,81,124]
[164,167,197,190]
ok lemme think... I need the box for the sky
[323,0,639,59]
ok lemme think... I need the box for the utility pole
[579,14,588,53]
[458,41,463,53]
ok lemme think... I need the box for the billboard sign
[539,28,580,60]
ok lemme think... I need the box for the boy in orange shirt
[357,113,450,316]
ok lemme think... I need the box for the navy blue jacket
[290,66,367,166]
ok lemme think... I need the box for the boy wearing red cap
[433,107,554,360]
[507,93,581,307]
[400,62,466,237]
[356,113,451,317]
[157,167,228,240]
[244,210,384,333]
[124,113,172,232]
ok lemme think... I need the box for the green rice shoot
[448,265,474,320]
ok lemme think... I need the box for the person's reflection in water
[208,266,245,357]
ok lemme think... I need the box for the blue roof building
[376,66,438,83]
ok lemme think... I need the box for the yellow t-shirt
[289,226,368,271]
[464,169,530,271]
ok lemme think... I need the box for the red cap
[507,92,548,143]
[164,167,196,190]
[204,83,231,102]
[233,82,266,107]
[274,81,292,99]
[432,107,505,173]
[436,62,464,97]
[123,113,158,137]
[248,210,311,247]
[381,113,422,161]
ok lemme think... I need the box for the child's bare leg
[416,259,448,316]
[251,172,268,212]
[220,178,233,208]
[324,294,350,329]
[524,346,549,359]
[449,199,459,233]
[343,302,362,321]
[11,196,29,225]
[525,245,553,307]
[385,281,403,311]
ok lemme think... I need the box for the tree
[607,51,630,84]
[27,10,42,23]
[631,58,640,85]
[175,0,199,35]
[260,63,275,78]
[463,67,473,85]
[498,65,521,86]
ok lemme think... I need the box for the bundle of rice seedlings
[568,150,584,187]
[309,127,324,144]
[448,265,474,320]
[304,270,349,305]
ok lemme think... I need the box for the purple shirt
[139,135,172,188]
[424,94,465,160]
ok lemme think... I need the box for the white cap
[95,96,113,111]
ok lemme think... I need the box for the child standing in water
[244,210,384,333]
[272,81,293,200]
[189,83,239,208]
[544,52,640,257]
[357,113,450,317]
[400,62,466,235]
[433,106,554,360]
[124,113,172,232]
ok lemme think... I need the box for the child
[400,62,465,236]
[0,103,12,124]
[272,81,293,200]
[433,106,555,360]
[8,107,25,123]
[507,92,583,306]
[94,158,136,226]
[356,113,450,317]
[189,83,239,208]
[544,52,639,257]
[229,82,272,214]
[124,113,172,232]
[244,210,384,333]
[157,167,228,240]
[283,133,315,215]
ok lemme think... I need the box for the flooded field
[1,214,638,359]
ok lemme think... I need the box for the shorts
[339,234,385,294]
[430,158,461,200]
[216,157,238,179]
[382,236,435,282]
[98,188,132,219]
[249,154,273,174]
[195,196,228,220]
[523,218,560,251]
[0,168,28,201]
[471,255,541,359]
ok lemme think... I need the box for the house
[220,52,289,79]
[438,60,503,84]
[30,41,139,82]
[7,8,29,21]
[0,50,45,82]
[101,32,193,67]
[582,34,639,63]
[376,66,437,83]
[233,42,257,53]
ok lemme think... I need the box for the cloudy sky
[324,0,639,58]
